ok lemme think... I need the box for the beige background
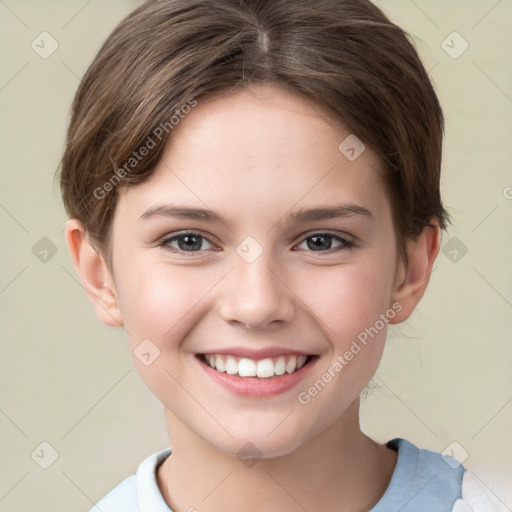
[1,1,511,510]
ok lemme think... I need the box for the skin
[66,83,440,511]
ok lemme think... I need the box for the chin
[202,421,311,461]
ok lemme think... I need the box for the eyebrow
[139,203,374,224]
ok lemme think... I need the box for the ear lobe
[389,223,441,324]
[64,219,123,327]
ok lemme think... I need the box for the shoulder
[371,437,465,511]
[88,475,138,512]
[88,447,173,512]
[380,438,503,512]
[388,437,466,492]
[451,470,506,512]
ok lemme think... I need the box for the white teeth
[285,356,297,373]
[204,354,310,378]
[274,357,286,376]
[256,358,275,378]
[225,356,238,375]
[215,355,226,372]
[238,358,257,377]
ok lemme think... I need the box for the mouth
[195,352,318,397]
[196,353,316,378]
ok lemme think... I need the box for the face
[107,83,403,458]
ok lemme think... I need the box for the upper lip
[198,347,313,359]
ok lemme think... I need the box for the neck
[157,399,397,512]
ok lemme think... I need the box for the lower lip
[196,355,318,397]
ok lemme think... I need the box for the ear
[389,221,441,324]
[64,219,123,327]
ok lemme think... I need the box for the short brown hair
[57,0,450,268]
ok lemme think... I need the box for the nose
[218,250,295,330]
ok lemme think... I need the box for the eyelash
[158,231,355,256]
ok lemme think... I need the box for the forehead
[114,83,389,227]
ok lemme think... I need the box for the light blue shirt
[89,437,466,512]
[369,438,464,511]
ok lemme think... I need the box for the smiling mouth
[197,353,316,378]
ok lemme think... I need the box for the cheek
[115,259,211,347]
[114,261,213,400]
[301,257,395,343]
[293,261,394,426]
